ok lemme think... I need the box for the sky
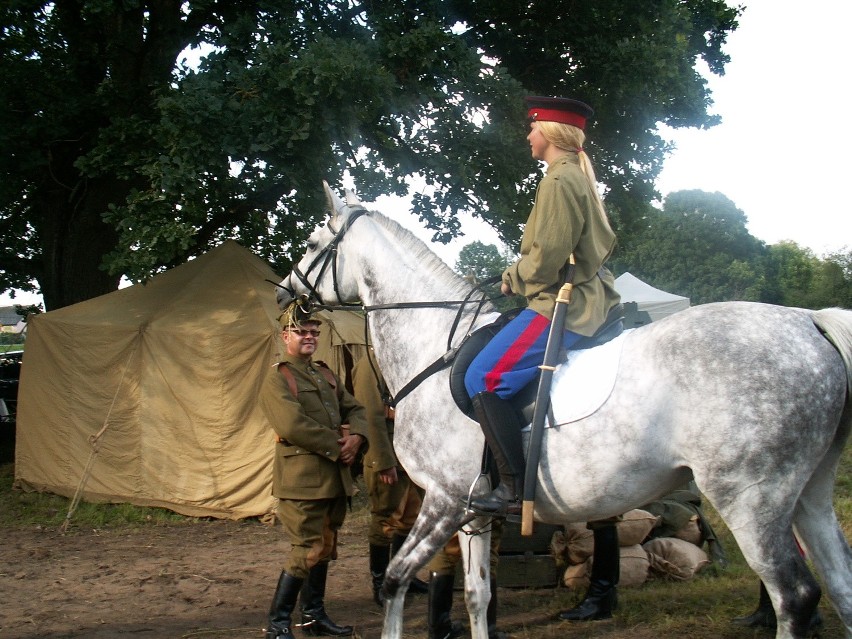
[4,0,849,308]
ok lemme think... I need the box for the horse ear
[344,189,362,208]
[322,180,346,217]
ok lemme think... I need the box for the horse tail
[812,307,852,396]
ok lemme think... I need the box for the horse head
[277,181,367,309]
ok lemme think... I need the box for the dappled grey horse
[277,183,852,639]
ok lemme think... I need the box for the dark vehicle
[0,350,22,425]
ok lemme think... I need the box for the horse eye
[307,240,318,251]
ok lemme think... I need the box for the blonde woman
[464,96,621,518]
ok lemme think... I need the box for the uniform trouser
[365,467,425,547]
[427,518,504,576]
[276,496,348,579]
[464,308,582,399]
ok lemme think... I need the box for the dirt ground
[1,515,431,639]
[0,515,577,639]
[3,511,848,639]
[0,512,684,639]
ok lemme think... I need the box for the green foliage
[0,0,741,308]
[612,189,852,308]
[455,241,510,282]
[454,240,524,311]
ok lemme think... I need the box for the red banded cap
[525,96,594,130]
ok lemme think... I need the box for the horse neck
[347,217,486,395]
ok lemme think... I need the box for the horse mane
[365,208,479,301]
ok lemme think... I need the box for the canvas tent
[14,241,367,519]
[614,272,690,324]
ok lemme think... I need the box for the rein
[312,277,498,407]
[273,205,504,406]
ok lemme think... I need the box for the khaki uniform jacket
[259,354,368,500]
[503,154,621,336]
[351,352,397,473]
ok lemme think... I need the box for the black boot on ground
[427,572,466,639]
[265,571,304,639]
[299,563,353,636]
[732,581,776,628]
[558,524,619,622]
[466,392,525,518]
[369,543,390,607]
[732,581,823,632]
[391,534,429,594]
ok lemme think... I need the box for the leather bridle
[276,205,503,406]
[281,207,369,306]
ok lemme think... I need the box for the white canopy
[615,272,690,322]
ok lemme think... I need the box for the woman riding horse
[463,95,624,623]
[464,95,621,517]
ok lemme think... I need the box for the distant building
[0,306,27,334]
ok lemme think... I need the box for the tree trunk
[37,170,126,311]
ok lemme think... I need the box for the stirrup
[463,481,522,523]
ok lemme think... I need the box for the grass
[0,459,192,529]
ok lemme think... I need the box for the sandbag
[552,523,595,565]
[616,509,660,546]
[672,515,703,546]
[619,544,650,587]
[560,545,649,590]
[562,559,590,591]
[643,537,710,581]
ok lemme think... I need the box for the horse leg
[722,507,821,639]
[457,516,494,639]
[793,417,852,637]
[381,492,466,639]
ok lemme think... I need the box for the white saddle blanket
[524,329,631,429]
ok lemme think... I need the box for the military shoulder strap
[276,362,337,398]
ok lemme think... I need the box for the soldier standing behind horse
[351,347,429,606]
[463,95,623,622]
[259,302,369,639]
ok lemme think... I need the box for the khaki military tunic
[259,354,368,576]
[502,154,621,336]
[351,352,423,546]
[260,354,368,500]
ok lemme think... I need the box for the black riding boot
[428,572,465,639]
[299,563,353,636]
[732,581,775,628]
[732,581,823,631]
[266,571,304,639]
[391,533,429,594]
[487,576,507,639]
[467,392,525,518]
[558,524,619,621]
[369,543,391,607]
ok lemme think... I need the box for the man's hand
[501,281,513,296]
[378,466,399,485]
[338,432,365,466]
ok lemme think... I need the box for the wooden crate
[454,521,564,589]
[499,520,563,554]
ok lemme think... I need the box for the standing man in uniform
[259,301,369,639]
[351,348,429,607]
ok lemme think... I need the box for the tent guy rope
[60,339,140,533]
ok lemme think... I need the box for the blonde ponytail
[537,120,613,232]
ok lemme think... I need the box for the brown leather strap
[277,363,298,398]
[276,362,337,398]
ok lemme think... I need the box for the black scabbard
[521,260,574,535]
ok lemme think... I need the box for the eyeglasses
[288,329,321,338]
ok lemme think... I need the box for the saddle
[449,304,625,421]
